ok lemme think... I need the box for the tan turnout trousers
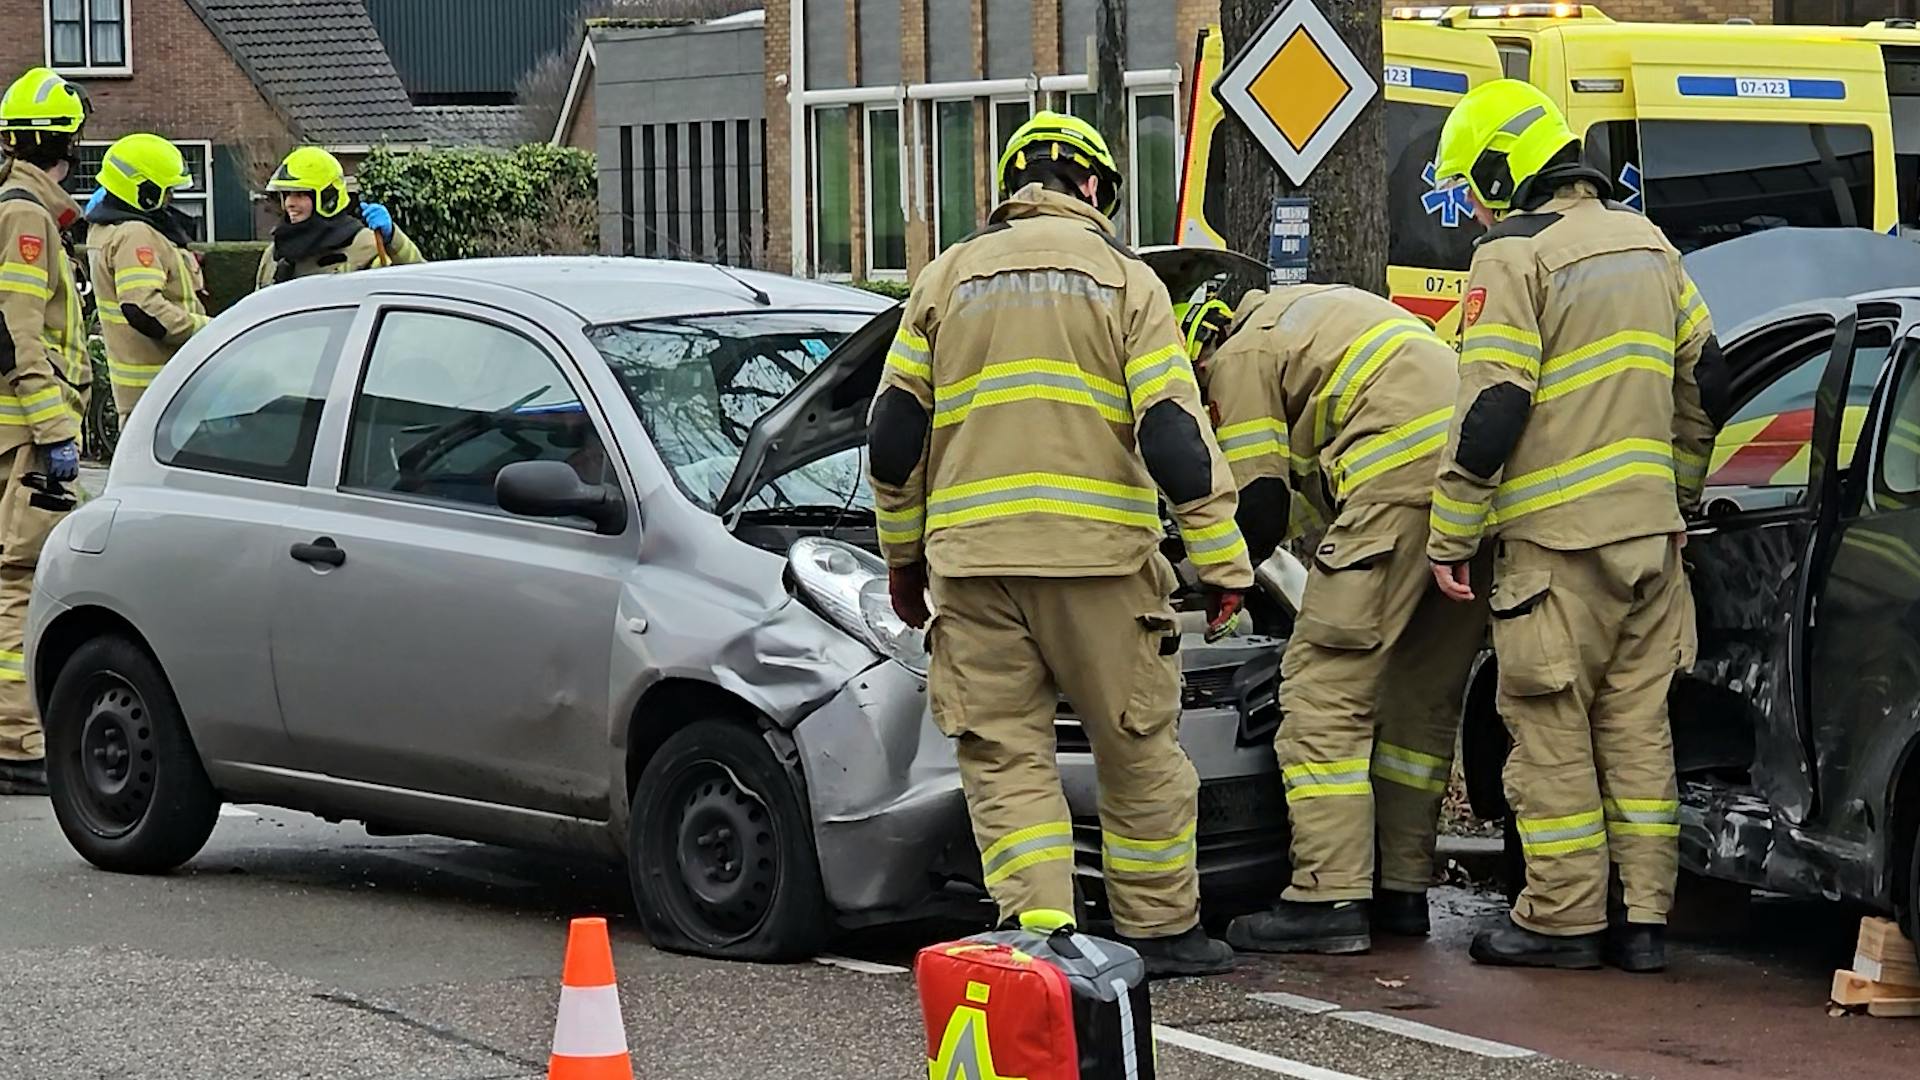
[0,443,71,759]
[929,555,1200,938]
[1278,502,1489,900]
[1490,535,1692,935]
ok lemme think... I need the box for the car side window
[342,310,609,512]
[154,307,352,485]
[1878,341,1920,499]
[1709,329,1888,507]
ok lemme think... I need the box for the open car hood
[1683,227,1920,342]
[1138,245,1272,311]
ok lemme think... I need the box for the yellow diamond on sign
[1214,0,1379,184]
[1249,28,1353,153]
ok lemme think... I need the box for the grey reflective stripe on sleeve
[1500,105,1548,135]
[1460,327,1544,361]
[0,269,48,290]
[1124,352,1186,398]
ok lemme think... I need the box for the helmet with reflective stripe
[1179,296,1235,360]
[996,110,1123,217]
[1433,79,1576,213]
[266,146,351,217]
[98,133,191,212]
[0,67,86,134]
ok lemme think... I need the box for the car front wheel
[45,636,219,873]
[628,719,831,961]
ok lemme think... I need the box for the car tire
[45,636,219,874]
[628,720,831,961]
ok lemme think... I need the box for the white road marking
[1330,1011,1535,1059]
[813,954,908,975]
[217,806,257,818]
[1152,1025,1375,1080]
[1249,990,1343,1015]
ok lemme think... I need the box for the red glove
[1204,588,1245,642]
[889,563,931,629]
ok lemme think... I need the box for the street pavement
[0,796,1912,1079]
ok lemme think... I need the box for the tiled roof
[188,0,426,146]
[416,105,530,148]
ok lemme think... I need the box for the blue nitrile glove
[46,440,79,482]
[85,188,106,215]
[360,201,395,243]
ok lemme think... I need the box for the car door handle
[290,537,346,567]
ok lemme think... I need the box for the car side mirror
[495,460,627,535]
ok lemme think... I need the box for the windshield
[587,312,874,513]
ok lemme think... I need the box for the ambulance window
[1496,42,1530,81]
[1889,95,1920,230]
[1386,101,1479,273]
[1636,121,1874,253]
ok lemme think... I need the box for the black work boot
[1607,923,1667,973]
[0,759,47,796]
[1226,900,1371,955]
[1373,889,1431,937]
[1469,916,1602,969]
[1117,924,1237,978]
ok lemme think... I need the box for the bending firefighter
[87,134,207,419]
[256,147,422,289]
[1427,81,1728,972]
[866,112,1254,977]
[1189,284,1489,956]
[0,68,92,795]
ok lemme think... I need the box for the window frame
[1868,329,1920,507]
[333,303,624,533]
[44,0,131,77]
[809,106,853,281]
[862,104,907,279]
[932,97,980,252]
[989,95,1034,165]
[70,138,216,241]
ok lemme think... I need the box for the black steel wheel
[46,636,218,873]
[628,720,829,961]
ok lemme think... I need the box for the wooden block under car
[1853,917,1920,990]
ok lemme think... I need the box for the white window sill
[51,65,132,78]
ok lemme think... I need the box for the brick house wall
[1600,0,1772,20]
[764,0,793,273]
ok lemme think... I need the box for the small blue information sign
[1269,198,1310,285]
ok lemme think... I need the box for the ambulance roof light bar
[1389,6,1452,18]
[1467,3,1583,17]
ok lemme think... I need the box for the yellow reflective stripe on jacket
[113,266,167,290]
[1460,323,1543,376]
[1534,331,1674,406]
[1282,757,1372,802]
[1332,406,1452,500]
[1216,416,1286,464]
[1123,343,1194,407]
[1677,279,1708,339]
[887,329,930,379]
[108,357,168,388]
[0,648,21,681]
[1317,318,1431,445]
[1516,808,1607,856]
[98,305,129,325]
[980,820,1074,887]
[1492,437,1674,525]
[1179,519,1248,567]
[1102,823,1196,876]
[0,260,51,300]
[0,386,69,426]
[874,504,925,545]
[1603,797,1679,838]
[926,472,1161,531]
[1372,741,1451,793]
[934,359,1130,428]
[1430,490,1491,539]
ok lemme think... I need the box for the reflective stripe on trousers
[1604,797,1679,838]
[980,820,1074,887]
[1101,823,1195,876]
[1282,757,1371,802]
[1516,808,1607,857]
[1371,741,1449,793]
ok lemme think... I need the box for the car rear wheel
[628,720,830,961]
[45,636,218,873]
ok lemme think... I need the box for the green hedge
[196,242,268,315]
[855,279,910,300]
[355,144,598,261]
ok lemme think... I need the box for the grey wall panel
[1060,0,1096,75]
[860,0,903,85]
[1127,0,1174,70]
[807,0,850,89]
[985,0,1031,79]
[928,0,974,83]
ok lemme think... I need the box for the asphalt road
[0,795,1910,1080]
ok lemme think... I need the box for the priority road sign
[1213,0,1379,186]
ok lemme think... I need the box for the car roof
[262,256,892,325]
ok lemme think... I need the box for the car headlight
[788,537,930,676]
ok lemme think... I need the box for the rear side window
[155,307,351,485]
[1386,100,1479,273]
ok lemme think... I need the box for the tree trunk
[1095,0,1130,235]
[1218,0,1388,294]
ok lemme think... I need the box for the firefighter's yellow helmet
[996,111,1123,217]
[0,67,86,134]
[97,133,192,212]
[1433,79,1577,214]
[266,146,350,217]
[1179,296,1236,360]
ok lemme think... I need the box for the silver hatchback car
[29,258,1289,959]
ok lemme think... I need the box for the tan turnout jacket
[0,160,87,452]
[91,218,207,398]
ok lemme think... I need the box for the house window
[934,100,977,251]
[989,97,1032,202]
[1131,91,1178,246]
[67,140,215,242]
[865,106,905,275]
[811,106,852,277]
[46,0,128,73]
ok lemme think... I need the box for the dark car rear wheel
[628,720,830,961]
[45,636,218,873]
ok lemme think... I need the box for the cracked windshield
[588,313,874,513]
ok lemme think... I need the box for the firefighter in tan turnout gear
[1187,285,1489,956]
[1428,81,1728,972]
[867,112,1254,977]
[0,68,92,796]
[87,133,208,420]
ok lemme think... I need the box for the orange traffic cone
[548,917,634,1080]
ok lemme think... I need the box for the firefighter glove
[889,562,931,630]
[361,201,395,243]
[45,439,78,482]
[1204,587,1245,642]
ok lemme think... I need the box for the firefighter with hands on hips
[1427,80,1728,972]
[1179,277,1489,956]
[256,146,422,289]
[0,67,93,795]
[866,111,1254,977]
[87,133,209,420]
